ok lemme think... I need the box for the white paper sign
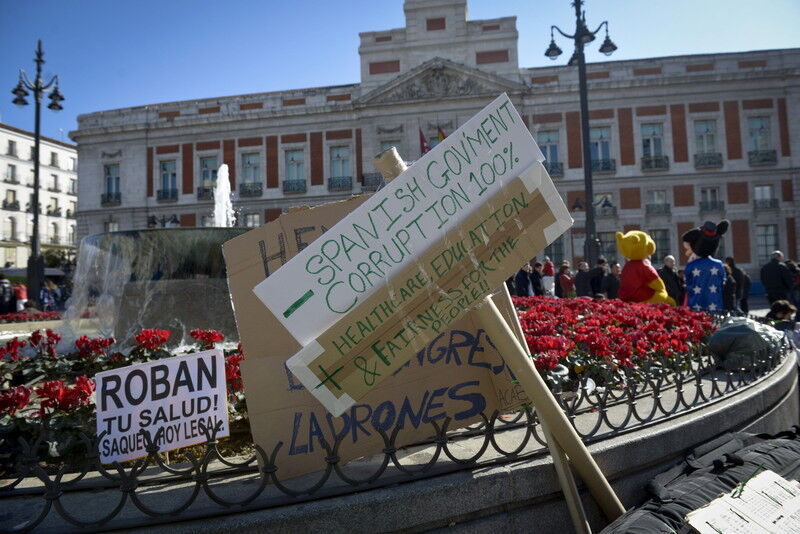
[687,470,800,534]
[253,93,544,346]
[95,349,229,464]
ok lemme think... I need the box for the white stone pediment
[359,57,526,105]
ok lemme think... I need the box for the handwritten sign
[95,350,229,463]
[253,94,571,415]
[224,194,532,482]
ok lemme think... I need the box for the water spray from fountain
[213,164,236,228]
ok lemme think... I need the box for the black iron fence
[0,335,792,533]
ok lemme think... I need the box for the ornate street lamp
[545,1,617,266]
[10,40,65,305]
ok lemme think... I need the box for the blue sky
[1,0,798,141]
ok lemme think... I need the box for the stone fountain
[63,165,247,347]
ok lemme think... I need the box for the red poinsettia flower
[190,329,225,350]
[134,329,171,351]
[0,385,32,416]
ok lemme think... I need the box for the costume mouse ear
[682,228,700,244]
[716,220,729,236]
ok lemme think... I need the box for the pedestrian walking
[588,258,609,296]
[760,251,793,304]
[542,256,555,296]
[0,275,13,314]
[724,257,749,314]
[722,264,740,314]
[602,262,621,299]
[530,262,545,296]
[558,263,575,298]
[657,255,685,306]
[12,283,27,312]
[514,263,533,297]
[574,262,591,297]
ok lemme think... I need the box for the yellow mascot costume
[615,230,676,305]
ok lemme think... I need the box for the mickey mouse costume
[682,220,728,313]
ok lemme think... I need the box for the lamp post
[545,0,617,266]
[11,40,64,305]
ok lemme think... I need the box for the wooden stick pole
[498,286,591,534]
[374,148,624,522]
[474,296,625,520]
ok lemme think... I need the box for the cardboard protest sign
[95,349,228,464]
[253,93,571,415]
[224,196,531,482]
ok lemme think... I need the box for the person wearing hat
[682,220,728,313]
[760,250,794,304]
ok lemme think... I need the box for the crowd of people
[509,250,800,323]
[0,275,69,315]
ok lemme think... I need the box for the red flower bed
[0,311,61,323]
[513,297,715,380]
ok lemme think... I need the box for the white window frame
[747,116,772,152]
[199,155,219,188]
[159,160,177,191]
[103,163,120,195]
[240,152,261,184]
[329,146,351,178]
[694,119,717,154]
[641,123,664,158]
[755,224,779,264]
[537,131,560,164]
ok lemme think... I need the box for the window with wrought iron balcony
[747,117,777,166]
[593,196,617,218]
[100,192,121,207]
[157,188,178,202]
[283,149,307,194]
[693,120,722,169]
[282,179,307,194]
[2,199,20,211]
[361,172,384,192]
[641,124,668,171]
[239,154,262,197]
[239,182,263,197]
[543,160,563,177]
[25,202,41,214]
[196,186,214,200]
[589,127,615,173]
[699,200,725,212]
[46,206,62,217]
[645,203,671,215]
[753,185,778,210]
[328,147,352,192]
[537,132,562,177]
[328,176,352,192]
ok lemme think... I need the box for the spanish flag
[419,128,431,155]
[437,126,447,143]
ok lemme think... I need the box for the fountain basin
[65,227,249,346]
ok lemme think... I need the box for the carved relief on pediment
[373,67,492,103]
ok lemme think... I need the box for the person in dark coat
[530,262,545,296]
[514,263,533,297]
[724,257,748,313]
[722,264,740,314]
[760,251,794,304]
[0,275,13,315]
[761,250,794,304]
[657,255,684,306]
[574,262,591,297]
[602,262,621,299]
[588,258,609,295]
